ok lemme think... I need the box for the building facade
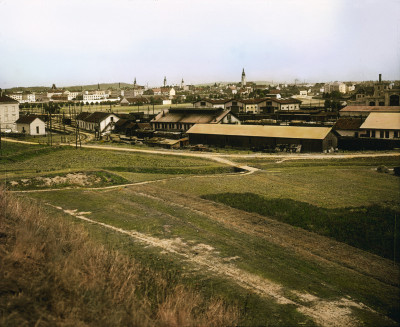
[187,124,337,152]
[0,95,19,132]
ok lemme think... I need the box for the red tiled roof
[333,118,363,130]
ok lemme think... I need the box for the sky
[0,0,399,88]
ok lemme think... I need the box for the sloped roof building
[187,124,337,152]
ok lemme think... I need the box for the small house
[75,111,120,134]
[16,115,46,135]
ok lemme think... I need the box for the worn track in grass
[47,198,395,327]
[130,184,399,287]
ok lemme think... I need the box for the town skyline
[3,70,399,91]
[1,0,399,89]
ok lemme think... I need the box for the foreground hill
[0,188,238,326]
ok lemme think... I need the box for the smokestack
[379,74,382,83]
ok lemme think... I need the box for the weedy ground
[1,140,399,326]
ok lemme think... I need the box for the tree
[324,99,331,110]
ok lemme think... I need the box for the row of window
[1,106,17,113]
[360,130,399,138]
[0,114,17,121]
[154,122,192,130]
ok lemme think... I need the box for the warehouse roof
[152,109,232,124]
[360,113,400,130]
[187,124,332,140]
[340,106,400,113]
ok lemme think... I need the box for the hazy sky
[0,0,399,88]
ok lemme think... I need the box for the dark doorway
[389,95,399,106]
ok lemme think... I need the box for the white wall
[17,119,46,135]
[0,103,19,132]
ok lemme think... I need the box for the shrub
[377,165,389,173]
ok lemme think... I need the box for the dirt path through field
[132,184,399,287]
[46,202,392,327]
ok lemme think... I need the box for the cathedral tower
[241,68,246,86]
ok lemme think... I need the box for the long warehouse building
[186,124,338,152]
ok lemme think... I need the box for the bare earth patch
[8,173,102,189]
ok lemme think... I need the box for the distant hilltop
[5,82,133,92]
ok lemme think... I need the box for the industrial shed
[186,124,338,152]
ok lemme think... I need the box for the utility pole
[75,121,81,149]
[0,123,2,155]
[395,214,397,266]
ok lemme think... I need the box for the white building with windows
[64,90,80,100]
[16,115,46,135]
[359,112,400,140]
[75,111,119,134]
[8,93,23,102]
[0,95,19,132]
[8,92,36,103]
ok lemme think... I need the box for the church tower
[241,68,246,86]
[163,76,167,87]
[134,77,137,87]
[181,78,184,89]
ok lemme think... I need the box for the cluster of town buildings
[1,72,399,152]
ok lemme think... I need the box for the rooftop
[187,124,332,140]
[333,118,364,130]
[340,106,400,113]
[153,108,232,124]
[16,115,43,124]
[360,113,400,130]
[0,95,19,104]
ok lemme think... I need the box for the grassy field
[2,141,400,326]
[202,192,400,261]
[156,162,400,208]
[0,142,235,183]
[27,186,399,326]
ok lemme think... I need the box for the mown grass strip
[105,166,236,175]
[201,192,400,262]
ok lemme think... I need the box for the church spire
[163,76,167,87]
[241,68,246,86]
